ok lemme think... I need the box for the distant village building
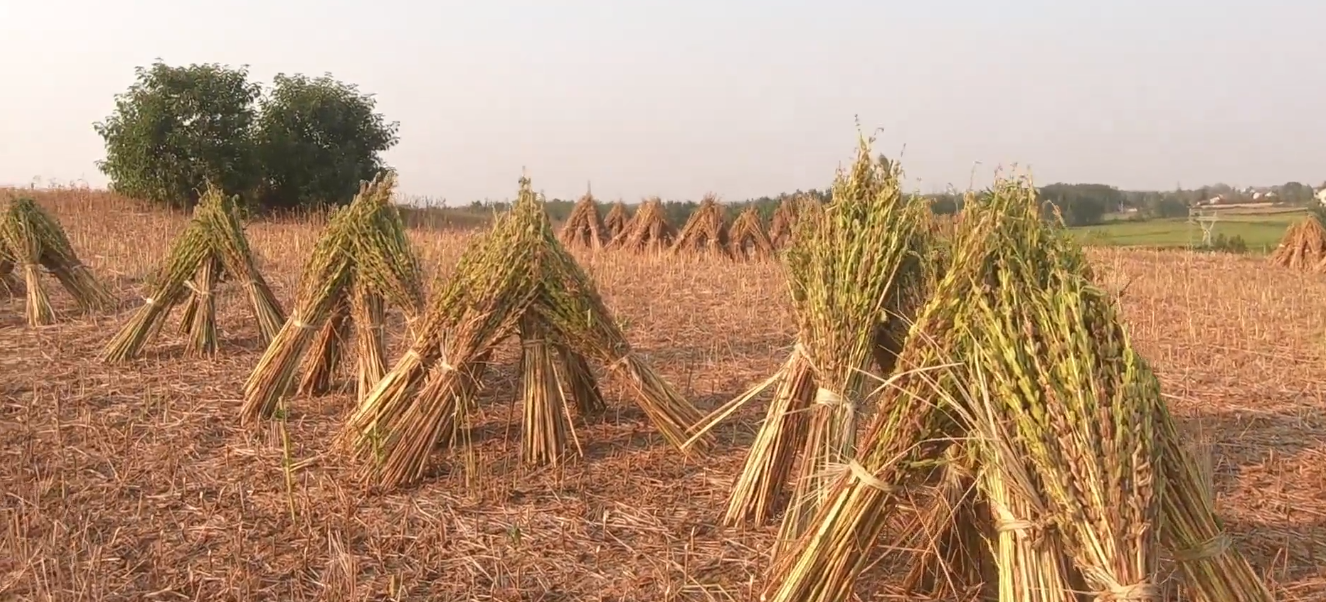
[1316,187,1326,205]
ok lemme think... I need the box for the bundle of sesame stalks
[0,196,114,326]
[670,194,730,256]
[768,196,814,248]
[240,172,424,423]
[608,196,674,252]
[1268,215,1326,271]
[726,206,775,259]
[100,185,283,360]
[682,136,927,548]
[603,201,629,240]
[762,176,1275,602]
[557,189,607,250]
[343,174,707,491]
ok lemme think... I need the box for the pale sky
[1,0,1323,204]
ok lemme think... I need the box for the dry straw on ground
[1270,215,1326,270]
[100,184,284,361]
[557,190,607,250]
[341,176,709,490]
[0,195,114,326]
[608,196,674,252]
[241,172,424,423]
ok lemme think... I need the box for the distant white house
[1316,187,1326,205]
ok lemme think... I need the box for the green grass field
[1071,209,1305,253]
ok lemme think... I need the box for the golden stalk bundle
[1,196,114,326]
[686,136,927,551]
[1155,404,1274,602]
[183,257,221,357]
[607,197,674,252]
[555,343,605,416]
[669,194,729,256]
[100,222,213,362]
[242,172,426,423]
[557,192,607,250]
[101,185,285,362]
[603,201,630,240]
[761,180,1037,602]
[351,280,388,402]
[1270,217,1326,271]
[765,174,1272,602]
[726,207,775,259]
[297,296,351,396]
[343,175,707,491]
[519,316,574,466]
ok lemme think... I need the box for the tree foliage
[1038,183,1120,227]
[94,62,262,207]
[255,74,399,209]
[94,61,397,211]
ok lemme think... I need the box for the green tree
[1277,181,1312,204]
[94,61,262,207]
[255,73,400,209]
[1038,183,1118,227]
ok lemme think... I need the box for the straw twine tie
[813,388,848,408]
[1098,580,1159,602]
[845,459,894,494]
[1171,533,1230,563]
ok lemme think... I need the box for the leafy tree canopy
[95,62,262,208]
[255,73,399,209]
[94,61,398,211]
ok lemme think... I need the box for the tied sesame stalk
[100,221,211,362]
[603,201,629,240]
[103,185,284,361]
[341,195,541,488]
[1,196,114,325]
[554,342,605,416]
[1,201,56,325]
[297,295,351,396]
[243,172,425,423]
[241,211,355,422]
[966,257,1163,601]
[939,176,1168,602]
[520,315,575,466]
[607,197,674,252]
[898,445,993,600]
[946,367,1083,602]
[1155,405,1274,602]
[686,135,926,541]
[761,178,1022,602]
[194,184,286,344]
[183,256,221,357]
[702,349,815,528]
[727,206,775,259]
[669,195,730,257]
[532,204,709,453]
[351,279,388,403]
[557,190,607,250]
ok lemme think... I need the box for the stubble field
[3,189,1326,601]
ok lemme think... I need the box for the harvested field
[3,190,1326,601]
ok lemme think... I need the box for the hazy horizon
[2,0,1323,204]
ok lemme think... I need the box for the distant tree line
[95,61,398,211]
[463,180,1323,229]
